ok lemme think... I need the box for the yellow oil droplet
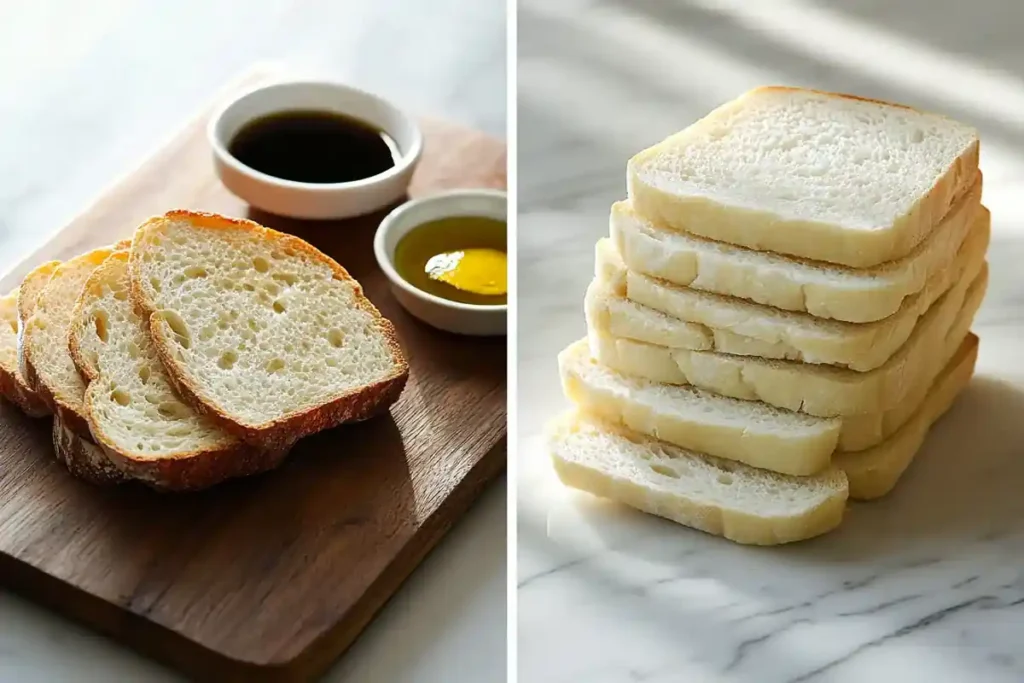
[425,249,507,296]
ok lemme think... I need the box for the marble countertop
[517,1,1024,681]
[0,1,506,681]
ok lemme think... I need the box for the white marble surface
[517,1,1024,681]
[0,1,506,681]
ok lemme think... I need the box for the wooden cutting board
[0,68,506,682]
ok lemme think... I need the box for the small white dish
[374,190,507,336]
[208,80,423,220]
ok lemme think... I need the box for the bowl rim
[373,189,509,313]
[207,79,425,193]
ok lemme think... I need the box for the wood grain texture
[0,68,507,683]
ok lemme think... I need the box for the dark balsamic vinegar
[228,110,400,183]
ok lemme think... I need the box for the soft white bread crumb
[128,211,408,449]
[547,411,848,545]
[612,180,982,322]
[628,86,979,267]
[595,207,989,371]
[558,339,840,476]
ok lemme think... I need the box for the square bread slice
[612,178,982,323]
[22,245,124,437]
[69,250,288,491]
[547,411,849,545]
[594,206,989,371]
[838,333,978,499]
[128,211,409,450]
[628,86,979,267]
[0,291,49,417]
[585,261,987,418]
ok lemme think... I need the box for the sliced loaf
[69,250,285,491]
[628,86,979,267]
[128,211,408,450]
[23,246,121,435]
[16,259,61,386]
[612,179,982,322]
[547,411,848,545]
[595,207,989,371]
[0,291,49,416]
[52,411,128,486]
[587,262,987,418]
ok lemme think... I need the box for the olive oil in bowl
[394,216,507,306]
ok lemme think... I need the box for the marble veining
[518,1,1024,681]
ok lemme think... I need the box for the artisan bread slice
[547,411,848,545]
[838,334,978,499]
[612,179,982,323]
[628,86,979,267]
[16,260,61,386]
[52,411,127,486]
[558,339,841,475]
[23,246,122,436]
[69,250,285,491]
[595,207,989,371]
[128,211,408,450]
[0,291,49,416]
[587,262,987,418]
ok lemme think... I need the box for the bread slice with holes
[547,411,849,545]
[586,260,987,418]
[0,291,49,416]
[612,177,982,323]
[22,245,124,436]
[627,86,979,267]
[52,411,128,486]
[595,206,989,371]
[69,250,286,490]
[128,211,409,450]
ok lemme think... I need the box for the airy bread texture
[559,339,841,475]
[587,263,987,418]
[838,334,978,499]
[69,251,283,491]
[612,179,982,323]
[129,211,408,450]
[16,260,60,386]
[595,208,989,371]
[628,86,979,267]
[548,411,848,545]
[0,291,49,417]
[23,246,120,436]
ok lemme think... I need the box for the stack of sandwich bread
[0,211,407,490]
[548,87,984,545]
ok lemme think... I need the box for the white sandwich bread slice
[586,261,987,418]
[611,179,981,323]
[69,250,287,491]
[547,411,849,545]
[627,86,979,267]
[558,339,841,476]
[839,333,978,499]
[128,211,409,451]
[22,244,126,437]
[0,291,49,417]
[594,207,989,371]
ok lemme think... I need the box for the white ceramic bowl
[208,80,423,220]
[374,190,507,336]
